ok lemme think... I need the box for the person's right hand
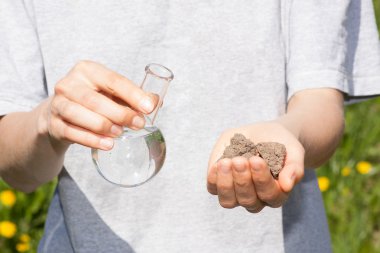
[40,60,156,151]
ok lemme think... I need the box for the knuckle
[47,119,59,137]
[234,179,250,188]
[105,72,123,93]
[94,119,111,133]
[259,191,278,203]
[217,185,232,194]
[238,198,257,208]
[50,98,61,115]
[60,101,75,118]
[254,177,267,186]
[82,93,99,109]
[108,108,130,126]
[55,77,79,96]
[54,80,66,95]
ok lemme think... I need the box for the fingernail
[290,173,296,183]
[140,98,154,113]
[234,163,246,172]
[110,125,123,136]
[251,164,261,173]
[220,163,230,174]
[100,138,113,149]
[132,116,145,128]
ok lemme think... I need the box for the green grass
[375,0,380,32]
[317,98,380,253]
[0,180,56,253]
[0,1,379,252]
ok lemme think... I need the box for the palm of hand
[207,121,305,213]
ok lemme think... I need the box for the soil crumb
[220,133,258,159]
[220,134,286,179]
[256,142,286,179]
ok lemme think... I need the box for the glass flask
[92,63,174,187]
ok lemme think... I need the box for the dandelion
[19,233,31,243]
[356,161,372,175]
[317,177,330,192]
[16,234,31,252]
[0,221,17,238]
[16,242,30,252]
[0,190,16,207]
[341,166,351,177]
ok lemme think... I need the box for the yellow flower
[356,161,372,175]
[19,233,31,243]
[0,190,16,207]
[341,166,351,177]
[317,177,330,192]
[16,242,30,252]
[0,221,17,238]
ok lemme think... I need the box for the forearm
[277,88,345,168]
[0,99,68,192]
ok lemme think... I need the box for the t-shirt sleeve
[285,0,380,101]
[0,0,47,116]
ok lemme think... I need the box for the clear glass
[91,63,174,187]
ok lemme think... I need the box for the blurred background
[0,1,380,252]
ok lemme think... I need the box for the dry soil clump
[220,133,286,179]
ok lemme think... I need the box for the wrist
[36,98,50,136]
[273,116,302,142]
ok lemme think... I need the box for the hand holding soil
[207,122,305,213]
[220,134,286,179]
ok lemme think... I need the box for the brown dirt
[220,134,286,179]
[220,133,258,159]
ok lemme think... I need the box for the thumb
[278,160,304,193]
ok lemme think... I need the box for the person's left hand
[207,121,305,213]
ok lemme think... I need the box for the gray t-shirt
[1,1,380,252]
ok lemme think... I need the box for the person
[0,1,379,252]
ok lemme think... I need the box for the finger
[278,158,304,193]
[207,163,218,195]
[249,156,287,208]
[52,96,123,137]
[49,117,114,150]
[55,84,146,129]
[246,205,265,214]
[207,132,238,197]
[277,146,305,193]
[70,61,156,114]
[216,159,238,209]
[231,157,264,210]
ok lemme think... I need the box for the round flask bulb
[92,126,166,187]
